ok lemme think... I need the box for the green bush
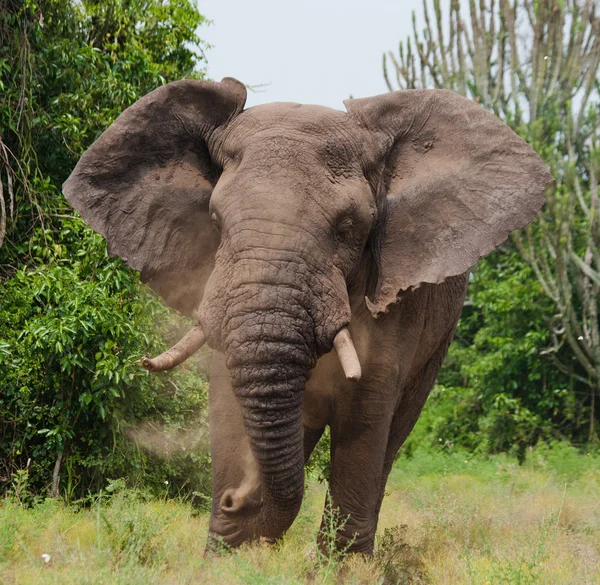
[0,219,210,500]
[0,0,212,500]
[411,252,583,459]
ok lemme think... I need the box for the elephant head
[63,77,551,544]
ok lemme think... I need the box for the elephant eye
[335,216,355,241]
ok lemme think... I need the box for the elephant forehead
[223,103,365,155]
[243,102,348,127]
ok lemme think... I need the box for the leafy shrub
[0,219,210,499]
[413,252,584,459]
[0,0,212,500]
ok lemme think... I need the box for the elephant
[63,77,551,554]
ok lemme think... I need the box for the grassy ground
[1,443,599,584]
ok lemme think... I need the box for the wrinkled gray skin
[63,77,551,554]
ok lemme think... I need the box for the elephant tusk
[142,324,206,372]
[333,328,362,382]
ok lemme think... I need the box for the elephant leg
[206,351,259,551]
[374,327,459,520]
[319,395,393,555]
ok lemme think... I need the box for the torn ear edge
[362,207,552,320]
[365,286,412,319]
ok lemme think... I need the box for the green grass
[1,444,599,584]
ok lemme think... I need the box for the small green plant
[8,462,34,507]
[96,485,172,567]
[315,491,356,582]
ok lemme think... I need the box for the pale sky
[197,0,428,110]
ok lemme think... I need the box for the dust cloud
[126,419,208,458]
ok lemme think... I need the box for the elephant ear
[63,77,246,316]
[345,89,553,317]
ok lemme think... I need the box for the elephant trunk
[223,302,315,538]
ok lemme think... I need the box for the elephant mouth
[142,322,361,380]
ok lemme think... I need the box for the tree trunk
[51,451,63,498]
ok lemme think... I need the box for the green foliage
[409,251,582,458]
[392,440,600,489]
[0,0,211,499]
[1,0,208,258]
[305,427,331,483]
[434,252,581,458]
[0,217,211,499]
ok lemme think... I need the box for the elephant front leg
[206,351,261,550]
[319,394,393,555]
